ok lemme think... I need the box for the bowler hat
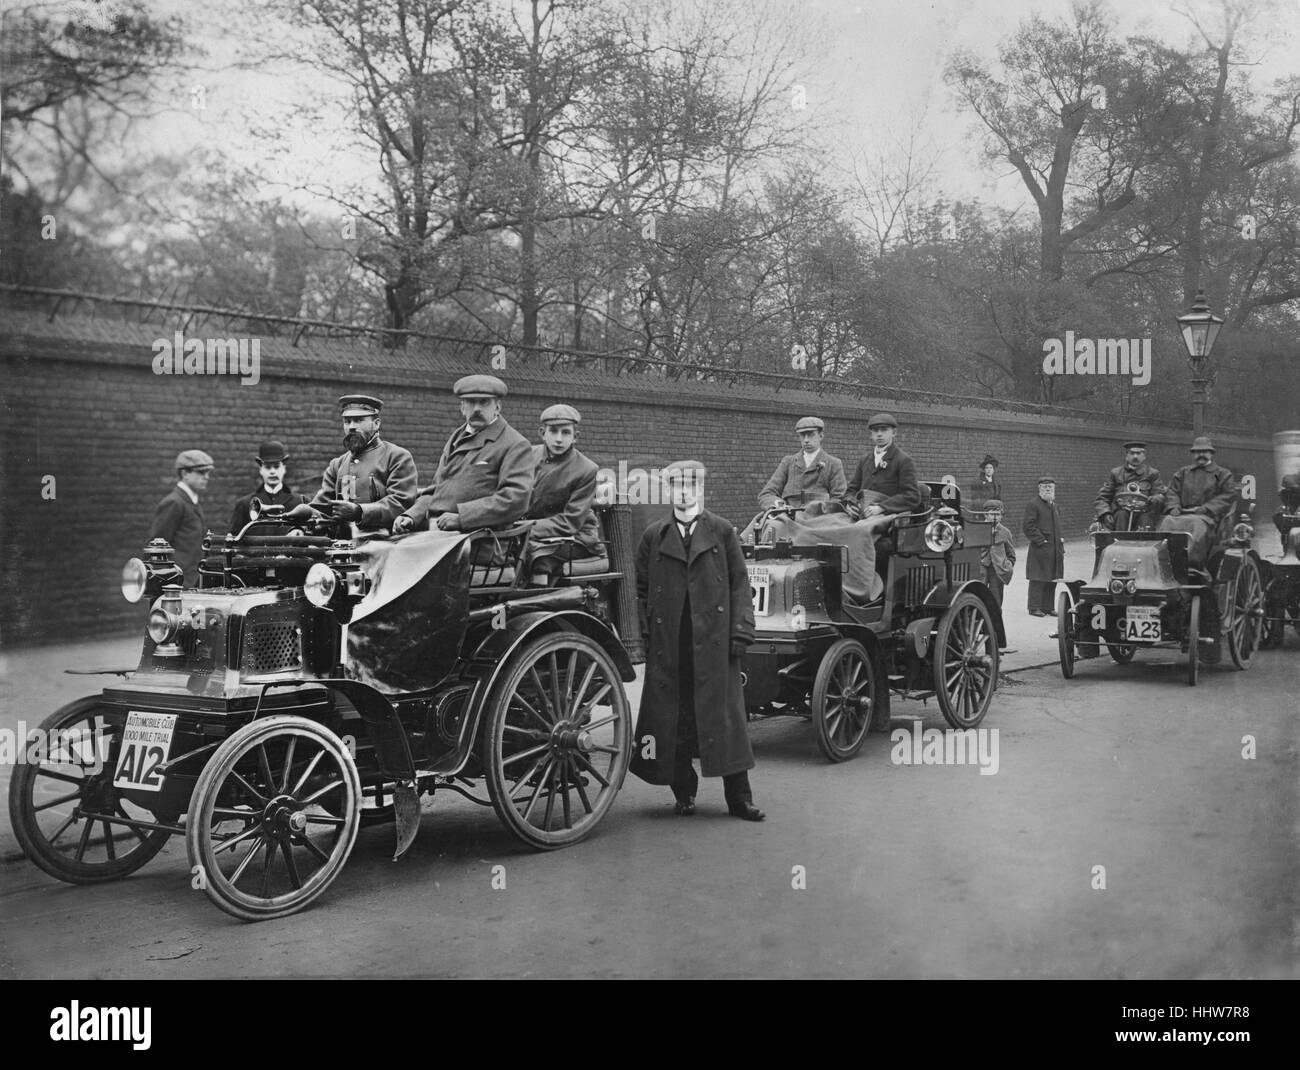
[979,453,999,467]
[795,416,825,433]
[256,440,289,464]
[454,374,508,399]
[540,403,581,425]
[867,412,898,429]
[1189,436,1216,452]
[174,449,215,472]
[338,394,383,417]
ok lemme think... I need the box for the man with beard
[149,449,215,585]
[1022,477,1064,617]
[1159,437,1239,568]
[297,395,418,530]
[228,440,308,533]
[392,375,533,533]
[631,460,763,821]
[521,404,605,583]
[1094,440,1165,531]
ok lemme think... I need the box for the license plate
[112,712,178,792]
[1121,606,1161,642]
[748,566,772,617]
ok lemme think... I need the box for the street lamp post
[1175,289,1224,435]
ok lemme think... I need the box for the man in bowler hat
[229,440,308,532]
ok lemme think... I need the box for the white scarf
[874,445,889,470]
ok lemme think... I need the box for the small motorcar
[740,481,1005,761]
[1055,482,1265,685]
[8,506,640,920]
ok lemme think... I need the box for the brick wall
[0,312,1278,646]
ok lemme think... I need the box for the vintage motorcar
[1260,476,1300,648]
[740,481,1005,761]
[1054,483,1264,685]
[8,507,640,920]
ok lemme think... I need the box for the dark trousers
[983,566,1005,607]
[1027,579,1056,614]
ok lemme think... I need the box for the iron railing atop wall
[0,283,1234,433]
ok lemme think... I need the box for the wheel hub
[552,723,593,753]
[263,794,302,834]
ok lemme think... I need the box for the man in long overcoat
[631,460,763,820]
[1022,476,1064,616]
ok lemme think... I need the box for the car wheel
[1056,592,1076,680]
[1186,594,1200,687]
[935,593,998,729]
[811,639,878,762]
[1226,556,1264,670]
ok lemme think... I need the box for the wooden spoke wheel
[1226,557,1264,670]
[935,593,999,729]
[1186,595,1201,687]
[8,697,171,884]
[1056,592,1076,680]
[185,716,360,921]
[811,639,879,762]
[1108,643,1137,664]
[484,631,631,849]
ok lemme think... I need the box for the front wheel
[483,631,632,849]
[935,594,999,729]
[8,697,171,884]
[811,639,878,762]
[1057,592,1076,679]
[1186,595,1200,687]
[185,716,360,921]
[1226,557,1264,670]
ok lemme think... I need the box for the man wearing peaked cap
[521,403,605,582]
[228,440,309,534]
[148,449,216,585]
[756,415,847,515]
[393,375,533,533]
[1095,439,1165,532]
[300,394,418,530]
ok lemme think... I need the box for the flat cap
[454,374,508,399]
[256,440,289,463]
[175,449,215,471]
[1123,440,1147,450]
[540,403,581,425]
[338,394,383,417]
[1037,476,1057,485]
[1189,436,1216,452]
[795,416,825,433]
[980,453,999,467]
[661,459,707,481]
[867,412,898,429]
[983,498,1004,511]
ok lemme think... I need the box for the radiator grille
[952,562,970,583]
[791,568,826,614]
[243,621,302,674]
[905,565,935,606]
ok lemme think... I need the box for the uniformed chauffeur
[757,416,848,516]
[392,375,533,533]
[1094,440,1166,531]
[228,440,308,533]
[522,403,604,581]
[297,395,418,530]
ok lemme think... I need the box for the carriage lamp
[304,563,338,607]
[305,543,371,609]
[123,540,184,602]
[1176,289,1224,434]
[924,517,957,553]
[148,585,187,656]
[121,558,149,602]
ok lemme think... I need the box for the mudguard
[921,579,1007,649]
[470,609,636,694]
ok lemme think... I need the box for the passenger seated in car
[1157,436,1239,569]
[757,416,847,515]
[522,404,606,584]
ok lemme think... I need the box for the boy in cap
[229,440,308,533]
[969,454,1001,509]
[980,500,1016,607]
[300,395,418,530]
[631,460,764,821]
[757,416,847,515]
[1094,440,1165,531]
[149,449,215,585]
[1022,477,1063,616]
[393,375,533,533]
[522,404,605,582]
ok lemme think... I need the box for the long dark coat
[1021,495,1064,582]
[630,510,756,783]
[148,485,206,585]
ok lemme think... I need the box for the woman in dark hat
[969,454,1002,509]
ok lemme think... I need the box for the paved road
[2,535,1297,978]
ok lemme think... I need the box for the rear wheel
[1108,643,1136,664]
[1186,595,1200,687]
[8,697,171,883]
[1227,557,1264,670]
[1056,592,1076,679]
[935,594,998,729]
[811,639,878,762]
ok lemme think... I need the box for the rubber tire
[935,593,999,729]
[1057,592,1076,680]
[811,639,878,762]
[1187,595,1200,687]
[1226,556,1263,670]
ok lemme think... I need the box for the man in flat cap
[757,416,847,515]
[631,461,763,821]
[300,395,418,531]
[1159,436,1240,569]
[393,375,533,534]
[149,449,215,585]
[229,440,308,533]
[980,499,1016,607]
[969,454,1002,510]
[841,412,921,599]
[1094,440,1165,532]
[521,404,605,582]
[1022,477,1064,616]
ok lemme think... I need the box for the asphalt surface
[2,534,1297,978]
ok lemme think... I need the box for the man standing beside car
[149,449,215,586]
[1022,477,1064,617]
